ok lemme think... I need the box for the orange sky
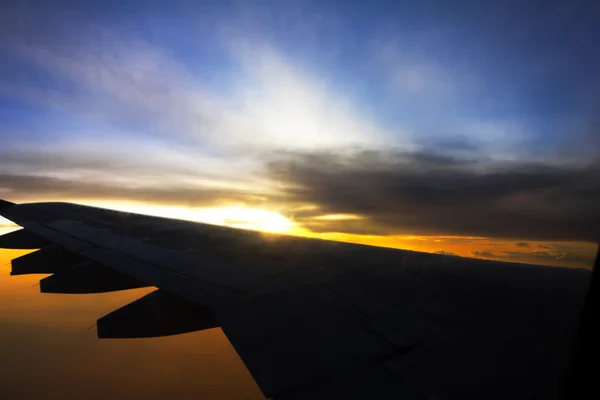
[0,247,263,399]
[299,231,597,270]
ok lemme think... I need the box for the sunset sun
[193,206,295,234]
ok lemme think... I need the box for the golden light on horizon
[311,214,364,220]
[193,206,295,233]
[78,200,296,234]
[2,200,596,270]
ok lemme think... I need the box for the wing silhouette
[0,200,591,399]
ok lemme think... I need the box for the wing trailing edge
[40,261,150,294]
[10,245,84,275]
[0,229,50,249]
[97,290,219,339]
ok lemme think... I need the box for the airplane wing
[0,199,591,399]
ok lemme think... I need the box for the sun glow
[191,207,295,233]
[80,200,295,234]
[311,214,363,220]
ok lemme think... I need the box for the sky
[0,0,599,268]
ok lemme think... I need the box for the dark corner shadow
[563,244,600,399]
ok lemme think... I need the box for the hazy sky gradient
[1,0,598,267]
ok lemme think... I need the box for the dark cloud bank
[267,151,600,242]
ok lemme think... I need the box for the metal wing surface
[0,200,590,399]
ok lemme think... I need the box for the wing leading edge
[0,200,592,399]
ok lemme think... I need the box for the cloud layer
[4,147,597,244]
[267,151,600,241]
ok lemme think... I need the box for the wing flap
[11,245,84,275]
[39,261,149,293]
[0,229,50,249]
[97,290,219,339]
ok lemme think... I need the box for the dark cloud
[466,249,595,269]
[503,251,559,261]
[434,250,457,256]
[498,250,595,267]
[536,244,555,250]
[268,150,600,241]
[289,218,382,236]
[515,242,531,247]
[430,237,492,245]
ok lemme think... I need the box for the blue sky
[2,0,598,158]
[0,0,599,253]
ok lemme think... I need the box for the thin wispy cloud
[2,23,392,153]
